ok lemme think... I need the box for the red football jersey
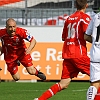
[62,11,91,58]
[0,27,34,62]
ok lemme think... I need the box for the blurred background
[0,0,93,26]
[0,1,97,100]
[0,0,95,81]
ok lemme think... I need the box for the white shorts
[90,62,100,82]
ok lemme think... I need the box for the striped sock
[38,83,62,100]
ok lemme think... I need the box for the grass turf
[0,81,90,100]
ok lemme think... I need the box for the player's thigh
[61,59,79,79]
[90,62,100,83]
[20,54,35,74]
[12,71,20,81]
[6,61,18,75]
[20,54,33,67]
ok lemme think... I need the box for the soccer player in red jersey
[0,18,46,81]
[34,0,91,100]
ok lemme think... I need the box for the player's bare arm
[84,33,92,43]
[26,38,36,54]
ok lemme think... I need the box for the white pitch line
[5,89,88,92]
[5,90,46,92]
[19,89,87,92]
[72,89,87,92]
[21,89,87,92]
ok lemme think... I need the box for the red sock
[38,83,62,100]
[97,87,100,93]
[94,87,100,100]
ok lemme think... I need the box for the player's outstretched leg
[35,71,46,80]
[33,83,62,100]
[26,66,46,81]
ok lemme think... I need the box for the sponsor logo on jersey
[86,17,90,21]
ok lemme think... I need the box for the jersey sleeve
[85,19,94,35]
[82,15,91,33]
[19,28,34,42]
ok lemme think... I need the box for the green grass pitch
[0,81,90,100]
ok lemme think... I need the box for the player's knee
[14,78,20,81]
[12,74,20,81]
[28,71,35,75]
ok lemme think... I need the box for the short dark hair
[92,0,100,13]
[76,0,87,10]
